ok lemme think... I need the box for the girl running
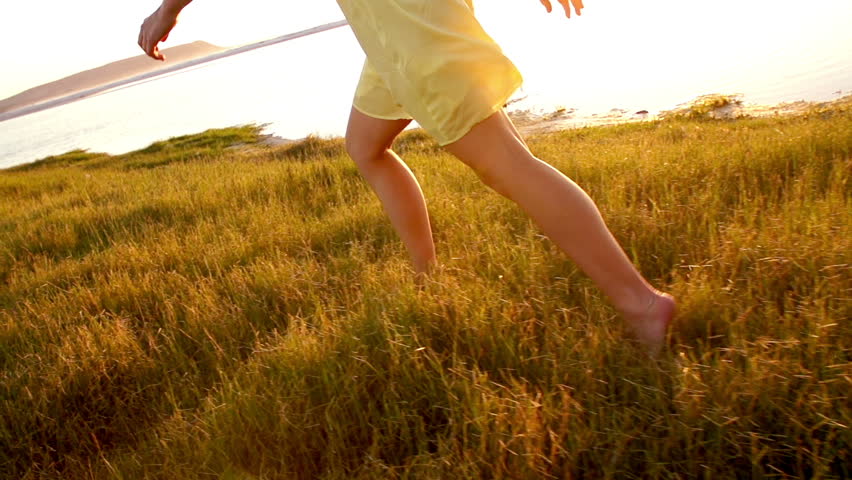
[138,0,676,354]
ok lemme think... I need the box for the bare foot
[413,260,441,289]
[414,270,429,289]
[624,291,676,357]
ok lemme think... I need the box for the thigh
[443,109,531,169]
[338,0,522,147]
[345,106,413,158]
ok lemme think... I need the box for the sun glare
[473,0,852,112]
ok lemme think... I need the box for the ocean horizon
[2,20,851,170]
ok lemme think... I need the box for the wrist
[160,0,191,17]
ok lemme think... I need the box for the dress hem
[351,102,414,121]
[435,75,524,147]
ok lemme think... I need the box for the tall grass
[1,99,850,479]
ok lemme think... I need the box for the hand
[540,0,584,18]
[138,7,179,61]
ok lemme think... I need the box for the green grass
[1,98,850,479]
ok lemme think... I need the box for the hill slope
[0,100,849,478]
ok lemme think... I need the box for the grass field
[1,98,850,479]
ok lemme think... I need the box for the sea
[2,12,851,170]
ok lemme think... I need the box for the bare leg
[345,107,436,274]
[444,110,675,353]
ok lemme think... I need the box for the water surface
[2,7,851,170]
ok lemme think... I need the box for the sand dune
[0,41,224,115]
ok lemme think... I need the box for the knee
[471,165,512,197]
[345,135,387,170]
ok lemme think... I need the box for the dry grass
[1,98,850,479]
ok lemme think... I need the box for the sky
[2,0,851,103]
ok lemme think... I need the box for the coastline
[250,95,842,150]
[2,94,847,171]
[0,21,349,124]
[510,96,824,136]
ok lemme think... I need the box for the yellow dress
[337,0,523,146]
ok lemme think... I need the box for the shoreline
[3,95,847,171]
[253,96,839,150]
[0,21,349,124]
[511,96,825,136]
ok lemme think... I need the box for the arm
[540,0,584,18]
[138,0,194,61]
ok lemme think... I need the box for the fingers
[557,0,583,18]
[139,22,154,60]
[150,39,165,61]
[540,0,553,13]
[138,30,164,61]
[558,0,571,17]
[149,43,163,61]
[558,0,570,17]
[138,12,168,61]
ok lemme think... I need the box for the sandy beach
[510,97,818,136]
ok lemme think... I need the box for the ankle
[616,287,660,319]
[413,256,437,276]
